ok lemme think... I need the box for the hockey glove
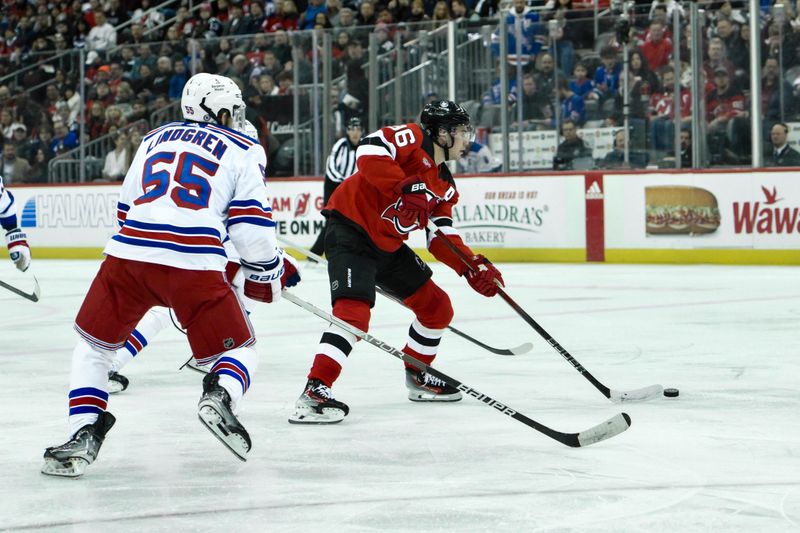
[5,228,31,272]
[464,255,504,297]
[398,177,434,229]
[241,252,301,303]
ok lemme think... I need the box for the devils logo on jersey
[381,199,419,234]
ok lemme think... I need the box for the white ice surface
[0,260,798,532]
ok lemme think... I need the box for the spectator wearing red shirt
[641,22,672,71]
[706,66,749,163]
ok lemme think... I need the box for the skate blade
[198,406,250,461]
[107,380,125,394]
[407,390,463,402]
[185,360,211,375]
[41,457,89,478]
[288,407,346,424]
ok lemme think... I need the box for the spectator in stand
[276,70,294,94]
[87,103,107,139]
[762,57,795,121]
[132,0,165,32]
[495,0,541,68]
[599,129,649,169]
[102,131,131,181]
[326,0,343,25]
[87,11,117,53]
[630,50,661,96]
[133,63,155,100]
[250,2,268,29]
[706,66,749,163]
[569,62,595,100]
[649,66,691,151]
[451,0,471,20]
[264,0,300,31]
[90,81,116,109]
[704,37,734,80]
[0,110,17,140]
[554,119,592,170]
[26,148,50,184]
[640,21,672,71]
[225,4,254,35]
[300,0,328,29]
[766,122,800,166]
[406,0,430,23]
[458,141,501,173]
[271,30,293,64]
[555,78,586,126]
[716,19,746,70]
[132,44,158,78]
[546,0,579,74]
[335,7,357,28]
[254,49,284,80]
[169,60,188,100]
[358,0,377,26]
[432,0,452,20]
[593,46,621,102]
[120,23,149,46]
[482,62,518,105]
[104,105,127,136]
[11,125,32,162]
[126,99,149,125]
[115,82,135,117]
[229,54,254,83]
[513,72,552,128]
[151,56,173,96]
[0,143,32,184]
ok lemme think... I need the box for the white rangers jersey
[104,121,279,272]
[0,174,19,231]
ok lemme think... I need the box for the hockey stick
[277,235,533,356]
[0,273,40,302]
[428,226,663,403]
[281,289,631,447]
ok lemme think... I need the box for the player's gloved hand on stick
[5,228,31,272]
[241,252,301,303]
[464,255,504,297]
[398,177,434,228]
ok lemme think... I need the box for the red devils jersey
[325,123,458,253]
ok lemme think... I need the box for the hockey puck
[663,388,680,397]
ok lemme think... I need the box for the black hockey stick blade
[0,275,40,302]
[281,290,631,447]
[447,324,532,356]
[277,235,532,357]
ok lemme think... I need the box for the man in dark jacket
[554,119,592,170]
[766,122,800,167]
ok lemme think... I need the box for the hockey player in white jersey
[0,174,31,272]
[105,120,265,393]
[42,74,300,477]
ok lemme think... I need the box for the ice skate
[197,373,251,461]
[405,368,463,402]
[288,379,349,424]
[107,371,129,394]
[41,411,116,478]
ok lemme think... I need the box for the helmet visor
[231,104,246,132]
[452,124,475,143]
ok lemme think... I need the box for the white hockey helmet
[181,73,246,131]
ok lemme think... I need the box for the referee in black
[310,117,363,257]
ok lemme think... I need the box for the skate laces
[421,372,446,388]
[309,381,333,400]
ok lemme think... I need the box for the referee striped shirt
[326,137,358,183]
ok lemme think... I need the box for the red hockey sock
[307,298,370,387]
[403,345,435,371]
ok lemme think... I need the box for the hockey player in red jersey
[41,74,300,477]
[289,100,504,424]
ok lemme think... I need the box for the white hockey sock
[210,346,258,412]
[406,319,445,359]
[110,307,173,372]
[68,338,115,437]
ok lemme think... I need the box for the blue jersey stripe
[227,217,276,228]
[69,387,109,400]
[112,234,228,256]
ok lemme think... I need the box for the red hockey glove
[5,228,31,272]
[242,252,301,303]
[464,255,504,297]
[398,177,434,229]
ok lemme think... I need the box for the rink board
[7,169,800,264]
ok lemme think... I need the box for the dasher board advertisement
[603,172,800,249]
[448,175,586,249]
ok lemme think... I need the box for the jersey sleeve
[426,186,476,275]
[0,175,19,230]
[355,125,421,192]
[116,144,149,228]
[226,145,280,266]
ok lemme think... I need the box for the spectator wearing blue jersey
[569,62,595,100]
[593,45,622,101]
[555,78,586,127]
[492,0,542,67]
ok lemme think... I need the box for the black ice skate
[41,411,116,478]
[405,368,463,402]
[107,371,129,394]
[288,379,349,424]
[197,372,251,461]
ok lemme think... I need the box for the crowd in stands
[2,0,800,182]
